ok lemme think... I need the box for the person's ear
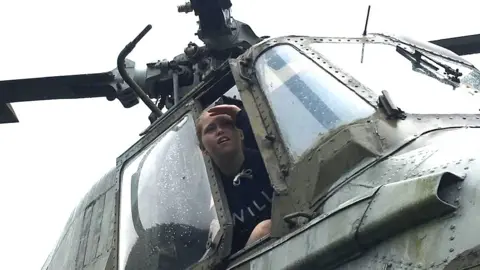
[201,145,209,155]
[238,129,244,141]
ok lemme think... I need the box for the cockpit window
[311,42,480,114]
[254,45,375,160]
[118,113,218,270]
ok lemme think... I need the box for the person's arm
[235,109,258,150]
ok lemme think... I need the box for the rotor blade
[430,34,480,56]
[0,72,117,104]
[0,103,18,124]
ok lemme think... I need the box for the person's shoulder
[243,148,266,169]
[243,147,261,159]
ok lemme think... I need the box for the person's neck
[214,150,245,177]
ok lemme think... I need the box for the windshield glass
[310,42,480,114]
[254,44,375,161]
[118,113,218,270]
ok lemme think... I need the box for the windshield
[254,44,375,161]
[310,42,480,114]
[118,113,218,270]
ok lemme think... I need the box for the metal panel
[84,194,106,263]
[48,225,76,270]
[96,187,116,258]
[82,254,110,270]
[42,168,117,270]
[228,198,371,270]
[76,203,94,269]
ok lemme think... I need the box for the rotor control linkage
[117,24,163,117]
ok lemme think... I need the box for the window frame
[229,36,381,239]
[231,36,379,170]
[113,99,234,269]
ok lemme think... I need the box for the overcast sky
[1,0,479,269]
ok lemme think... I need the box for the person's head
[195,107,244,162]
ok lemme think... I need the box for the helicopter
[2,0,480,269]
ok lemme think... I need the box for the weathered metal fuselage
[42,33,480,270]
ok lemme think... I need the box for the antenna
[360,5,371,63]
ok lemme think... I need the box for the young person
[196,104,274,253]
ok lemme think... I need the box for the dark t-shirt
[219,109,274,254]
[220,148,274,254]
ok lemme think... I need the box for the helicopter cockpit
[113,31,480,270]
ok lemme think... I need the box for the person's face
[199,112,243,159]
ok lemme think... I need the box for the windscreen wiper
[396,46,463,83]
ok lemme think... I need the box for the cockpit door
[116,100,234,270]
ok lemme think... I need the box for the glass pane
[119,113,218,270]
[311,42,480,114]
[254,45,375,160]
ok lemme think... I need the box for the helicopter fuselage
[39,31,480,270]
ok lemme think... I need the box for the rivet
[450,225,456,230]
[464,167,469,170]
[408,262,413,266]
[450,236,455,240]
[417,117,422,120]
[450,248,454,252]
[444,259,448,263]
[454,198,459,203]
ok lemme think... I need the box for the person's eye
[205,125,215,133]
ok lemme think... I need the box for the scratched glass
[119,113,218,270]
[310,41,480,114]
[255,45,375,161]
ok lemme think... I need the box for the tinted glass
[119,113,218,270]
[255,45,375,160]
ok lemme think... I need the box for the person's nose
[215,126,225,136]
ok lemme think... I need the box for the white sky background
[1,0,479,268]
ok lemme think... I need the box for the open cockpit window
[254,44,376,161]
[118,113,218,270]
[310,39,480,115]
